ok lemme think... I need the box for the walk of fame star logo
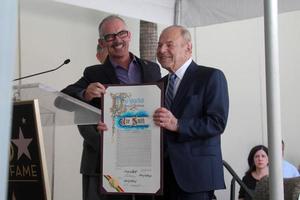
[11,127,33,160]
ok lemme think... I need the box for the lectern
[9,83,101,200]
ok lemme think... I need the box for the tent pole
[0,0,18,199]
[174,0,181,25]
[263,0,284,199]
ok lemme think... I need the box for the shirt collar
[172,57,192,80]
[110,52,137,69]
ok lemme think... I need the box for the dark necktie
[165,73,177,109]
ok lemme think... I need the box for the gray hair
[179,26,192,43]
[98,15,127,37]
[163,25,192,43]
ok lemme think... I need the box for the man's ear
[128,31,132,41]
[187,42,192,52]
[98,39,105,49]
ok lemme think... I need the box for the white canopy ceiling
[54,0,300,27]
[54,0,175,25]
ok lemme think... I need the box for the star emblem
[11,127,32,160]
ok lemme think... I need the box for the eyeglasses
[101,30,129,42]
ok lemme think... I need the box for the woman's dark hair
[245,145,268,175]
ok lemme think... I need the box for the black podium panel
[8,100,50,200]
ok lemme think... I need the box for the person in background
[239,145,269,200]
[282,140,300,178]
[152,25,229,200]
[61,15,161,200]
[96,44,108,63]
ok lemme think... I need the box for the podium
[10,83,101,200]
[13,83,101,126]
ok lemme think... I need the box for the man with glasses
[61,15,161,200]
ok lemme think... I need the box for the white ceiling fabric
[54,0,300,27]
[181,0,300,27]
[54,0,175,25]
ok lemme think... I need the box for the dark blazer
[61,56,161,175]
[163,61,229,192]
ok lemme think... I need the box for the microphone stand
[13,59,70,81]
[13,59,70,101]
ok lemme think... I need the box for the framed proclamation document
[101,84,162,195]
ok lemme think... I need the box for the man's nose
[158,45,167,53]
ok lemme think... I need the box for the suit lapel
[172,62,197,110]
[103,58,120,84]
[137,57,150,82]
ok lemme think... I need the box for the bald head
[157,25,192,72]
[161,25,192,44]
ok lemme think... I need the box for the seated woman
[239,145,269,200]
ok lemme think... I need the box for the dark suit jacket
[61,56,161,175]
[163,61,229,192]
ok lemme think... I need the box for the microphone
[13,59,71,81]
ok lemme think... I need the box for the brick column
[139,20,157,62]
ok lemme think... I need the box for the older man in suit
[153,25,229,200]
[61,15,161,200]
